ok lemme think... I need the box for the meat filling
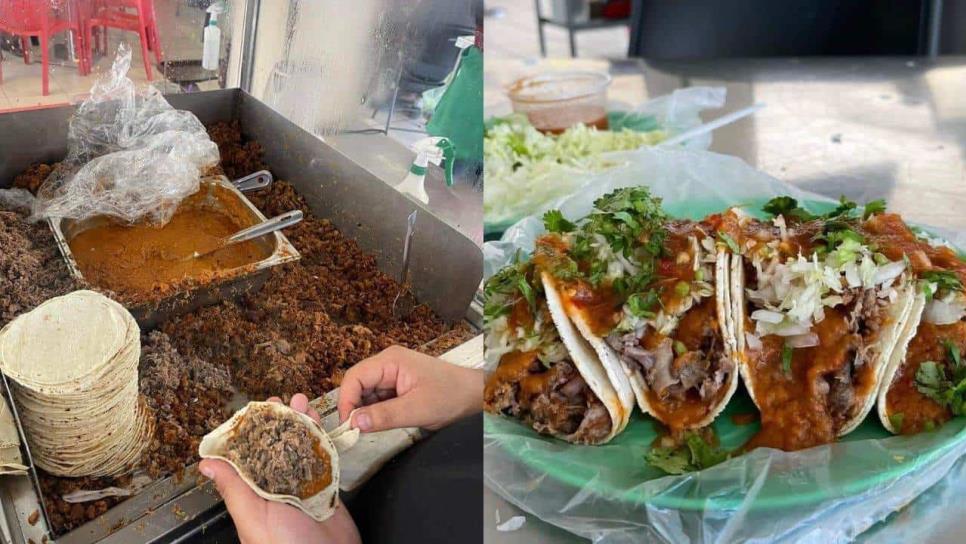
[225,406,332,498]
[605,297,732,407]
[744,262,886,451]
[485,352,612,444]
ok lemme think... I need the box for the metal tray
[47,175,301,330]
[0,89,483,543]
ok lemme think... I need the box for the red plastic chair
[83,0,158,80]
[0,0,89,95]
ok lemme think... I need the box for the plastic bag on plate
[31,44,219,226]
[483,87,726,234]
[483,146,966,543]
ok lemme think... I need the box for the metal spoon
[184,210,304,261]
[392,211,418,319]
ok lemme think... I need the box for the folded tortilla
[543,242,741,432]
[876,291,928,434]
[484,277,633,445]
[732,213,919,450]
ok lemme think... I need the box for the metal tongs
[185,210,304,261]
[392,211,418,319]
[232,170,273,192]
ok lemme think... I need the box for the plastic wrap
[483,146,966,543]
[32,44,219,226]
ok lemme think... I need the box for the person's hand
[337,345,483,432]
[199,394,361,544]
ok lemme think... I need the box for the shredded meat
[0,209,83,328]
[606,323,731,403]
[13,121,474,534]
[826,358,856,424]
[485,359,612,443]
[225,406,331,498]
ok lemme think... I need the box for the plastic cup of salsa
[507,71,612,134]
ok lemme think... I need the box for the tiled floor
[0,1,209,112]
[485,0,629,60]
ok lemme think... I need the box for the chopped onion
[786,332,819,348]
[751,309,784,324]
[771,321,811,337]
[923,299,966,325]
[745,332,763,351]
[872,260,906,284]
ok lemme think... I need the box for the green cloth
[425,46,483,165]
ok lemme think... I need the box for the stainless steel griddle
[0,89,483,544]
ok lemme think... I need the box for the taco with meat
[533,187,741,432]
[868,214,966,435]
[728,197,919,451]
[483,256,634,444]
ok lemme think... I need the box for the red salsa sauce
[884,321,963,434]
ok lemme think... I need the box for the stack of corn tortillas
[0,395,27,475]
[0,291,152,477]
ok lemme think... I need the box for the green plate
[487,197,966,510]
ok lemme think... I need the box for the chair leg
[85,23,95,75]
[138,28,152,80]
[21,37,30,64]
[72,30,87,76]
[40,33,49,96]
[151,25,162,64]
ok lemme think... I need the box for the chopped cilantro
[921,270,964,295]
[889,412,905,432]
[626,291,660,318]
[673,340,687,356]
[826,195,858,219]
[944,339,962,367]
[645,431,730,475]
[644,445,691,475]
[483,256,539,324]
[924,420,936,432]
[762,196,816,221]
[542,209,576,233]
[762,194,888,225]
[915,360,966,417]
[862,199,887,219]
[516,276,536,316]
[782,345,794,376]
[717,231,741,254]
[922,281,938,302]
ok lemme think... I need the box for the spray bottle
[202,2,226,71]
[396,137,455,205]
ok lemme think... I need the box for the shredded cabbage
[484,114,665,227]
[484,308,568,368]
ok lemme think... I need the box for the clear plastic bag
[483,146,966,543]
[31,44,219,226]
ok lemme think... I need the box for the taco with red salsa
[728,197,919,451]
[868,215,966,435]
[483,257,634,444]
[534,188,741,432]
